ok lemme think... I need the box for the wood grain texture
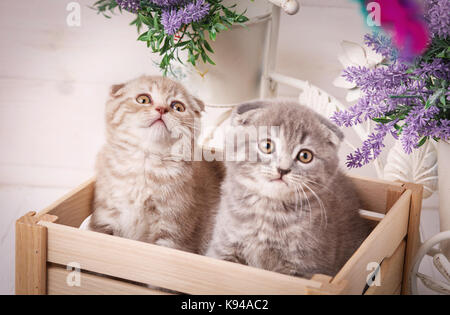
[348,174,405,214]
[364,241,406,295]
[40,221,322,295]
[401,182,423,295]
[15,211,57,295]
[47,265,171,295]
[331,190,411,294]
[305,274,347,295]
[39,177,95,227]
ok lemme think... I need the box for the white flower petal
[346,88,363,102]
[365,44,384,66]
[338,54,355,68]
[333,75,356,89]
[341,40,368,66]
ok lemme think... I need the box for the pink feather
[368,0,429,60]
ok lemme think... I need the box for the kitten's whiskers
[303,182,328,229]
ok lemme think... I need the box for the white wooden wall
[0,0,375,188]
[0,0,438,294]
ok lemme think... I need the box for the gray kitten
[206,100,372,278]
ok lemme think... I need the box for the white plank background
[0,0,440,294]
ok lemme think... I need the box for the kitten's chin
[236,176,294,200]
[146,121,170,142]
[262,184,294,200]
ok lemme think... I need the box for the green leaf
[153,13,160,31]
[201,51,216,65]
[188,49,196,65]
[203,40,214,53]
[417,136,428,148]
[209,28,217,41]
[138,13,152,26]
[214,23,227,31]
[372,117,392,124]
[137,31,149,41]
[436,50,446,58]
[426,89,445,109]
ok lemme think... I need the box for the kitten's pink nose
[155,106,168,115]
[277,168,291,177]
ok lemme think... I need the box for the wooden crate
[15,175,423,295]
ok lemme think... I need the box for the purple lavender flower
[150,0,187,7]
[364,32,398,61]
[401,105,440,153]
[116,0,141,12]
[331,63,414,127]
[181,0,210,24]
[161,8,184,35]
[345,122,394,169]
[426,0,450,38]
[161,0,210,35]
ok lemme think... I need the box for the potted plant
[332,0,449,256]
[92,0,283,104]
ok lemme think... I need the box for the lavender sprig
[93,0,249,75]
[161,0,210,35]
[426,0,450,38]
[333,0,450,169]
[116,0,141,12]
[364,32,398,62]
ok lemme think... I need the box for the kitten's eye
[170,101,186,112]
[259,139,275,154]
[297,149,313,163]
[136,94,152,105]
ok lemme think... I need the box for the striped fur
[206,100,372,277]
[90,76,223,254]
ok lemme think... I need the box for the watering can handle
[267,0,300,15]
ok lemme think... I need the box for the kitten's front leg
[154,238,187,251]
[89,206,118,236]
[206,241,245,265]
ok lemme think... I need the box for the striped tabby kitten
[206,100,371,277]
[90,75,223,254]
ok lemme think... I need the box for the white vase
[438,140,450,258]
[175,0,273,105]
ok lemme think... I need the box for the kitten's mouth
[149,118,167,128]
[270,177,287,184]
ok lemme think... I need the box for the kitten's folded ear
[109,83,125,98]
[316,114,344,146]
[193,97,205,113]
[231,100,267,125]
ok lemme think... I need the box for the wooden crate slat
[15,212,48,295]
[47,265,170,295]
[401,183,423,295]
[348,174,405,214]
[331,190,412,294]
[40,177,95,227]
[39,221,323,295]
[364,240,406,295]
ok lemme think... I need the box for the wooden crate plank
[348,174,405,214]
[39,221,322,295]
[39,177,95,227]
[331,190,412,294]
[364,241,406,295]
[305,274,347,295]
[401,182,423,295]
[15,212,57,295]
[47,265,170,295]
